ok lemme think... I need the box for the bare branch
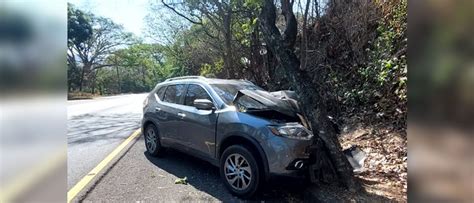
[161,0,203,25]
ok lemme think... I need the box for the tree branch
[161,0,203,25]
[281,0,298,48]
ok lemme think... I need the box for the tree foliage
[67,4,135,93]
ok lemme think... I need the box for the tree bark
[223,6,233,78]
[79,62,92,92]
[115,65,121,93]
[259,0,360,191]
[90,69,98,94]
[301,0,311,70]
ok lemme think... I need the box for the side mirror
[194,99,215,110]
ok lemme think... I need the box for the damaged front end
[233,89,310,129]
[232,89,364,182]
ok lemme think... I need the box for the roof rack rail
[165,76,206,82]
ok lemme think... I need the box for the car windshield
[210,82,264,106]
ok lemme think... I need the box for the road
[83,136,308,202]
[67,93,309,201]
[67,93,147,189]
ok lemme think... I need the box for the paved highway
[67,93,147,189]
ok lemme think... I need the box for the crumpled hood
[233,89,300,117]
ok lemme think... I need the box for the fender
[218,133,270,181]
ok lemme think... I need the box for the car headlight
[267,123,313,140]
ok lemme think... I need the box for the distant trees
[96,43,177,94]
[151,0,263,80]
[67,3,92,92]
[67,4,134,93]
[159,0,236,77]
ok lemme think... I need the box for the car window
[163,84,186,104]
[184,84,212,106]
[155,86,166,101]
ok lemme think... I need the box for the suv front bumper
[260,135,315,178]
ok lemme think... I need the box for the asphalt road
[83,136,309,202]
[67,93,147,189]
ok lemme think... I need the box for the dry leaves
[340,122,407,202]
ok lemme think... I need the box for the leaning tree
[259,0,360,191]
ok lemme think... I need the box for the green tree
[68,14,134,93]
[67,3,92,91]
[96,43,178,94]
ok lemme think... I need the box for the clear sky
[68,0,150,38]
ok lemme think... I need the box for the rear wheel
[220,145,261,198]
[144,124,163,156]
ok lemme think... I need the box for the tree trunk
[79,62,92,92]
[79,65,86,92]
[142,66,147,91]
[223,7,233,78]
[90,69,98,94]
[259,0,360,191]
[301,0,311,70]
[115,66,122,93]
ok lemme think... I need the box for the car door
[154,84,187,145]
[178,83,218,159]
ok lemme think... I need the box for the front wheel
[220,145,261,198]
[144,124,163,156]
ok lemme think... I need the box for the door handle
[155,107,161,112]
[177,112,186,118]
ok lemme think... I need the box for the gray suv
[142,76,315,197]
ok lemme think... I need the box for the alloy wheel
[145,127,157,152]
[224,153,252,190]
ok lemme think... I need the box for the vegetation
[67,0,407,199]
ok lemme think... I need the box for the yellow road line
[0,148,66,203]
[67,128,141,203]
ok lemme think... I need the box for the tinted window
[155,87,166,100]
[184,84,212,106]
[163,84,186,104]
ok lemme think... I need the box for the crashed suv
[142,76,314,197]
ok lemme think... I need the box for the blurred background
[0,0,67,202]
[0,0,472,202]
[409,0,473,202]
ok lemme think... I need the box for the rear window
[163,84,186,104]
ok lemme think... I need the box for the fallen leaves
[340,121,407,202]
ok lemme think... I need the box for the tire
[144,124,163,157]
[220,145,261,198]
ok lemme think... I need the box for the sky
[68,0,150,38]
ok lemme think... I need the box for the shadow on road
[68,113,141,145]
[144,147,308,202]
